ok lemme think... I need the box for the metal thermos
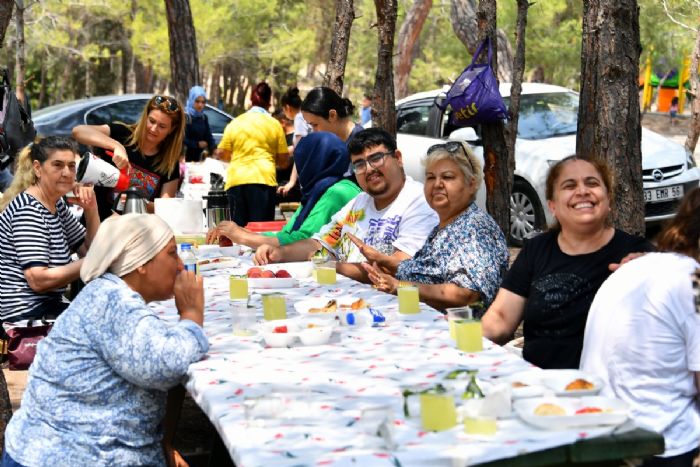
[204,188,230,230]
[114,186,148,214]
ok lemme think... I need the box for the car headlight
[687,148,697,169]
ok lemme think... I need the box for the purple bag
[437,38,507,127]
[6,319,52,371]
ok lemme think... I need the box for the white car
[395,83,700,244]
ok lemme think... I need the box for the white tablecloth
[149,258,620,467]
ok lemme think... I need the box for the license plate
[643,184,684,203]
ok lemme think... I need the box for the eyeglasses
[153,95,179,113]
[427,141,474,172]
[352,151,394,175]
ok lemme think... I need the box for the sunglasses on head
[153,95,179,113]
[427,141,474,172]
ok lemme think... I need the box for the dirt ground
[4,111,696,464]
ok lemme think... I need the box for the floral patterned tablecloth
[149,260,620,467]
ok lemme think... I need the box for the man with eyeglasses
[254,128,438,283]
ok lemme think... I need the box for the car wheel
[509,179,545,246]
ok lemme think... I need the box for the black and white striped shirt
[0,193,85,321]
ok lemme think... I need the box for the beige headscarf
[81,213,174,283]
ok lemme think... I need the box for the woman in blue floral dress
[359,141,508,311]
[2,214,209,467]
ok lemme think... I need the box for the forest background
[0,0,695,116]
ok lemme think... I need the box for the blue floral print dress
[396,203,509,306]
[4,273,209,466]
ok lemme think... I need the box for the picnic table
[150,256,663,466]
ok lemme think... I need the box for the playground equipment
[640,54,692,113]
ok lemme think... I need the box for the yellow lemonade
[448,319,457,340]
[229,276,248,300]
[419,393,457,431]
[316,266,337,285]
[398,286,420,314]
[262,295,287,320]
[464,417,497,435]
[455,319,483,353]
[233,329,256,337]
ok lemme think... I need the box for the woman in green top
[208,132,361,248]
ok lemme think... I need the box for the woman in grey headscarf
[3,214,208,467]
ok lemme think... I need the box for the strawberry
[273,326,288,333]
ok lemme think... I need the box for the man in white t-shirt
[254,128,438,283]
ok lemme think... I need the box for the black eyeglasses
[153,95,179,113]
[352,151,395,175]
[427,141,474,172]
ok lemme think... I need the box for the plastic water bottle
[180,243,197,274]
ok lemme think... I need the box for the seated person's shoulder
[612,228,655,252]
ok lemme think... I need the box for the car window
[85,100,148,125]
[397,104,430,136]
[204,107,231,134]
[506,92,578,140]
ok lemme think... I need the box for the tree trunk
[394,0,432,100]
[476,0,510,238]
[576,0,644,236]
[324,0,354,95]
[685,27,700,157]
[0,0,13,48]
[450,0,513,82]
[164,0,200,105]
[14,0,26,104]
[503,0,529,238]
[209,63,221,108]
[372,0,398,137]
[39,55,48,107]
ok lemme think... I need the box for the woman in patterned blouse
[358,141,509,311]
[2,214,208,467]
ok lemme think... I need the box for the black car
[33,94,233,143]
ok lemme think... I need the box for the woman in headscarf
[183,85,216,162]
[2,214,208,466]
[207,131,361,249]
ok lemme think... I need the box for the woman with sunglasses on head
[481,156,654,369]
[183,86,216,162]
[72,95,186,220]
[360,141,509,311]
[214,81,291,227]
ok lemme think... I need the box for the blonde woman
[0,137,99,322]
[72,95,186,219]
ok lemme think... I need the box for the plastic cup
[313,259,337,285]
[419,392,457,431]
[229,275,248,300]
[446,307,473,340]
[464,417,497,435]
[455,319,483,353]
[398,286,420,314]
[231,299,256,336]
[262,294,287,321]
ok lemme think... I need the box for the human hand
[111,144,129,170]
[163,444,189,467]
[277,181,294,196]
[198,140,208,149]
[72,183,97,211]
[347,232,387,265]
[253,244,282,265]
[174,269,204,326]
[608,252,647,272]
[361,261,399,294]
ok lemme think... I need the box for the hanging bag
[5,317,53,371]
[437,37,508,127]
[0,68,36,170]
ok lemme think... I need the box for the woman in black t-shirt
[482,156,654,369]
[72,95,186,219]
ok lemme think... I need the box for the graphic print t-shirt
[313,176,438,263]
[501,229,654,369]
[94,123,179,219]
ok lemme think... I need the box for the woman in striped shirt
[0,136,100,322]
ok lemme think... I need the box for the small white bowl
[298,325,333,346]
[260,320,299,348]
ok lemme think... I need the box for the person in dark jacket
[184,86,215,162]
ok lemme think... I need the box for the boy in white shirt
[254,128,438,283]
